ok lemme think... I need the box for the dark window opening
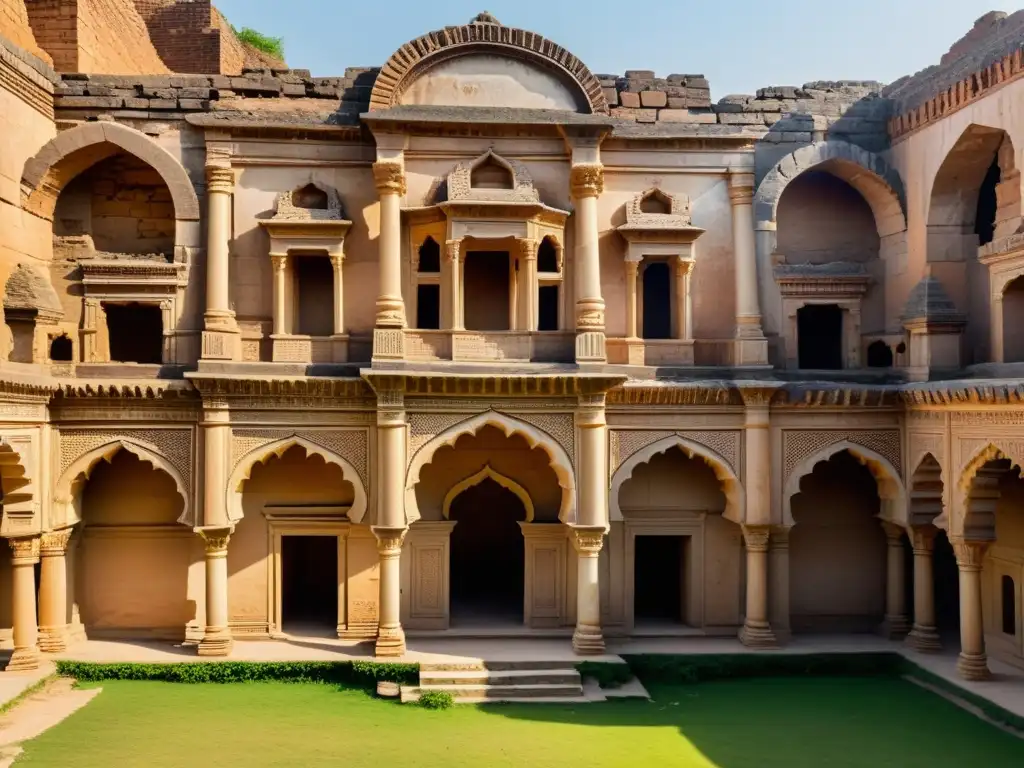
[642,261,672,340]
[537,238,559,273]
[416,284,440,330]
[105,303,162,364]
[281,535,338,631]
[975,157,1001,247]
[471,158,513,190]
[49,335,73,362]
[867,340,893,368]
[797,304,843,369]
[463,251,510,331]
[634,535,685,624]
[418,237,440,273]
[295,256,334,336]
[1003,575,1017,636]
[539,285,560,331]
[639,191,672,215]
[292,184,328,210]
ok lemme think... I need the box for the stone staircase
[400,660,587,704]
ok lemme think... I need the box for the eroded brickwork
[0,0,51,65]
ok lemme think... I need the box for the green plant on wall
[231,25,285,60]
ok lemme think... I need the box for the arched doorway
[448,477,526,625]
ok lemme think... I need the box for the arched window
[415,237,441,330]
[866,340,893,368]
[291,183,329,210]
[1003,575,1017,636]
[49,335,73,362]
[470,157,513,190]
[639,190,672,215]
[537,237,561,332]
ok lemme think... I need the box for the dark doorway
[448,477,526,624]
[416,284,440,329]
[866,340,893,368]
[538,285,559,331]
[634,535,685,624]
[975,157,1000,247]
[933,531,960,633]
[797,304,843,369]
[464,252,510,331]
[294,256,334,336]
[642,261,672,339]
[49,335,73,362]
[281,535,338,632]
[105,303,162,364]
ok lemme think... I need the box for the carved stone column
[373,161,407,362]
[39,529,73,653]
[739,385,776,526]
[740,525,777,648]
[768,527,791,642]
[571,164,606,362]
[573,392,608,653]
[728,171,767,366]
[906,526,941,652]
[880,522,911,639]
[625,259,639,339]
[374,387,408,656]
[202,159,240,360]
[8,536,40,670]
[271,252,288,336]
[198,527,233,657]
[954,539,991,680]
[518,238,538,332]
[674,258,693,341]
[330,252,346,336]
[444,239,464,331]
[571,526,605,654]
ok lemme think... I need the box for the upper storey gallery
[6,11,1024,380]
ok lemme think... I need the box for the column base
[572,624,605,655]
[201,328,241,361]
[575,331,606,363]
[905,625,942,652]
[732,337,769,367]
[878,615,911,640]
[739,621,778,649]
[38,626,70,654]
[197,628,234,657]
[6,646,40,671]
[374,625,406,658]
[372,328,406,362]
[956,652,991,681]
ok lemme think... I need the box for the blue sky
[215,1,1020,97]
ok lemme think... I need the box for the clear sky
[215,0,1021,97]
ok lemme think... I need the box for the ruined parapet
[598,70,714,125]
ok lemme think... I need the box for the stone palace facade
[0,8,1023,680]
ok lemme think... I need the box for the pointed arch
[909,452,946,530]
[406,411,576,525]
[927,122,1015,230]
[227,435,368,524]
[638,188,673,215]
[442,464,535,522]
[610,435,744,524]
[54,439,191,527]
[21,121,200,222]
[784,440,907,527]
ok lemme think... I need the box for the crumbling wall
[0,0,51,65]
[211,6,284,74]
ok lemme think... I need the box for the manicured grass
[17,677,1024,767]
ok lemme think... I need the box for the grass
[15,677,1024,767]
[231,26,284,60]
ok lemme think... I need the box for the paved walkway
[0,634,1020,719]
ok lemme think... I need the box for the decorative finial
[470,11,501,24]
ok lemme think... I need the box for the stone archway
[0,440,33,517]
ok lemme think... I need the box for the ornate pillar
[728,171,767,366]
[8,536,40,670]
[271,252,288,336]
[373,386,408,657]
[38,529,73,653]
[573,393,608,653]
[372,161,407,364]
[740,525,777,647]
[198,527,233,657]
[739,384,775,526]
[444,240,464,331]
[954,539,991,680]
[880,522,911,638]
[330,252,346,336]
[625,259,639,339]
[674,258,692,341]
[202,156,240,360]
[571,164,606,362]
[906,526,941,652]
[518,238,538,332]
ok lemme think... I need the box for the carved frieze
[781,429,901,483]
[610,429,741,475]
[58,429,193,488]
[230,429,369,490]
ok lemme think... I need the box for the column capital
[570,525,606,555]
[40,529,72,557]
[198,526,233,554]
[373,161,407,196]
[727,171,755,206]
[570,164,604,198]
[8,535,39,564]
[205,165,235,195]
[881,521,907,543]
[270,252,288,274]
[953,539,990,570]
[673,257,695,276]
[329,252,345,269]
[741,525,771,552]
[517,237,538,260]
[737,382,782,408]
[577,393,607,428]
[444,238,462,262]
[372,526,407,557]
[910,525,938,554]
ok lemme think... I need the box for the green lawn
[16,677,1024,767]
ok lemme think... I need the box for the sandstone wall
[0,0,51,65]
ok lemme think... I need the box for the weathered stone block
[657,109,717,123]
[602,87,618,106]
[282,83,307,97]
[619,91,641,108]
[147,99,178,110]
[625,69,655,79]
[718,112,768,125]
[58,96,124,108]
[636,109,658,123]
[640,90,667,107]
[609,106,641,120]
[177,100,208,110]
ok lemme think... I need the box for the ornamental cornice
[52,380,196,400]
[362,372,626,398]
[186,375,373,402]
[901,381,1024,406]
[607,383,743,407]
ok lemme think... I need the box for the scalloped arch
[228,436,368,524]
[54,439,191,527]
[406,410,576,525]
[909,452,947,531]
[609,435,744,524]
[370,22,608,114]
[442,464,535,522]
[784,440,907,528]
[0,441,32,514]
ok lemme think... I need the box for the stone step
[401,682,585,704]
[418,660,580,672]
[419,668,581,687]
